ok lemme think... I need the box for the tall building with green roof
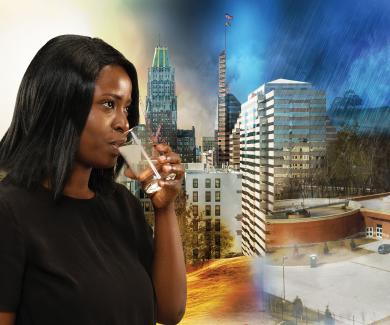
[146,46,177,150]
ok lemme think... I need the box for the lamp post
[282,255,288,320]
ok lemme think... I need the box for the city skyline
[1,0,389,145]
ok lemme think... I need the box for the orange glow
[178,256,272,325]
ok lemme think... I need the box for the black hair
[0,34,139,200]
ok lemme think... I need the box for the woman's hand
[150,143,184,210]
[124,143,184,210]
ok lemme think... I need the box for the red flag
[225,13,233,20]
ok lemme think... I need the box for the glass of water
[118,125,175,194]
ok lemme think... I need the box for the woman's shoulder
[112,182,139,204]
[0,177,27,224]
[0,177,31,204]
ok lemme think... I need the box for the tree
[293,244,299,258]
[323,242,330,255]
[293,296,303,322]
[324,305,335,325]
[174,190,234,266]
[350,239,357,251]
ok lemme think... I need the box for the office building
[240,79,328,255]
[146,46,177,150]
[177,126,196,163]
[216,50,241,167]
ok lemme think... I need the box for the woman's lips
[110,143,120,155]
[108,138,126,156]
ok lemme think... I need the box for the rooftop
[152,47,170,68]
[267,78,310,85]
[353,195,390,213]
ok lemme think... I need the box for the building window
[205,191,211,202]
[215,178,221,188]
[205,205,211,216]
[193,219,198,232]
[192,205,198,216]
[215,191,221,202]
[206,219,212,231]
[215,218,221,231]
[215,234,221,246]
[376,224,383,239]
[205,178,211,188]
[144,201,151,212]
[215,205,221,217]
[193,178,198,188]
[366,227,373,237]
[193,191,198,202]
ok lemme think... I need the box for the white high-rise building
[240,79,328,256]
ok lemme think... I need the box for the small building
[184,166,242,253]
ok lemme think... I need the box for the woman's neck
[42,162,94,199]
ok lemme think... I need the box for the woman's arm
[0,312,15,325]
[125,143,187,324]
[152,203,187,324]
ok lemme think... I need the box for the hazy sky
[1,0,389,143]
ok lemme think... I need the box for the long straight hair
[0,35,139,200]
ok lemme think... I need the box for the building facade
[146,46,177,150]
[177,126,196,163]
[229,115,241,170]
[201,136,215,152]
[240,79,328,255]
[216,50,241,167]
[184,167,242,254]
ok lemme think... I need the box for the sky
[1,0,389,143]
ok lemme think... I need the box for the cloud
[340,45,390,107]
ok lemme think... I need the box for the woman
[0,35,186,325]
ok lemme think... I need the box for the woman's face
[76,64,132,168]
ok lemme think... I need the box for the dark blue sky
[135,0,390,107]
[225,0,390,108]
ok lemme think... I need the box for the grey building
[177,126,196,163]
[202,137,215,152]
[216,50,241,167]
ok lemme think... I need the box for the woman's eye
[124,106,130,114]
[103,101,115,109]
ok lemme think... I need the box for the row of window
[366,225,382,239]
[192,191,220,202]
[192,218,221,232]
[192,204,220,217]
[193,178,221,188]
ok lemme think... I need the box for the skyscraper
[146,46,177,150]
[216,50,241,167]
[177,126,196,163]
[240,79,328,256]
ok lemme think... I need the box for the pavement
[263,239,390,325]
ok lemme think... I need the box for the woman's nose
[113,108,129,133]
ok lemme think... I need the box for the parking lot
[264,239,390,324]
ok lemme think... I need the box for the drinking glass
[118,125,175,194]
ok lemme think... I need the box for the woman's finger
[158,179,182,188]
[154,143,172,154]
[161,164,184,179]
[158,152,181,164]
